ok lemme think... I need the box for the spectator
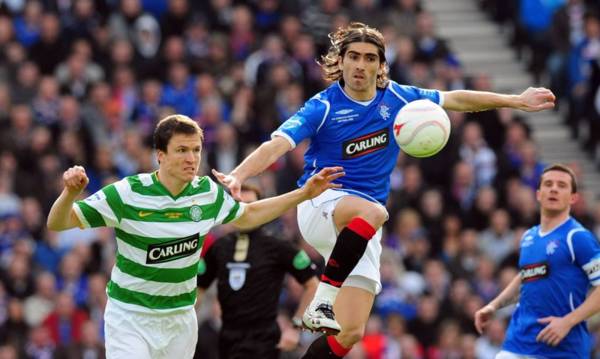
[54,320,105,359]
[23,271,56,327]
[42,292,88,346]
[24,325,55,359]
[479,208,514,264]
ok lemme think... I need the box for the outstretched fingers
[319,167,345,187]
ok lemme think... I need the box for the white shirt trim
[271,131,296,149]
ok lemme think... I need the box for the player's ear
[156,149,165,165]
[570,192,579,205]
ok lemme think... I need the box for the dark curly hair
[318,22,389,88]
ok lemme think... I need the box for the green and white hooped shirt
[73,173,244,313]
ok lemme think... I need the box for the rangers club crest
[546,240,559,255]
[379,104,390,120]
[227,262,250,291]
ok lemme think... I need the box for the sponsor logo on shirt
[138,211,153,218]
[281,118,302,130]
[335,109,354,115]
[86,191,106,202]
[520,262,548,282]
[146,234,200,264]
[521,235,534,248]
[342,128,389,159]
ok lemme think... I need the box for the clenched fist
[63,166,89,196]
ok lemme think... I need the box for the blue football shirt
[272,80,442,204]
[503,217,600,358]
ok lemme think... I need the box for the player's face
[536,170,578,215]
[157,133,202,184]
[339,42,383,99]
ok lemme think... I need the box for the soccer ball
[393,99,451,158]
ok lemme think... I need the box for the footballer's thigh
[333,286,375,348]
[163,308,198,359]
[104,304,152,359]
[333,195,388,231]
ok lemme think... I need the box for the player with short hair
[475,164,600,358]
[46,114,344,359]
[214,22,555,358]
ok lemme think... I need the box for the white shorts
[104,299,198,359]
[297,189,384,295]
[496,350,540,359]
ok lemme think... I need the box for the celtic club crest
[189,205,202,222]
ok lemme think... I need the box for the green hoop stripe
[115,253,198,283]
[107,281,196,309]
[76,201,106,227]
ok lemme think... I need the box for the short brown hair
[319,22,389,89]
[539,163,578,193]
[153,114,203,152]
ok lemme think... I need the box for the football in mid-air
[393,99,451,158]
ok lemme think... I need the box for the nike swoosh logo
[138,211,153,217]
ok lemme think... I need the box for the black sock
[301,335,349,358]
[321,217,376,287]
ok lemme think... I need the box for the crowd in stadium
[0,0,599,358]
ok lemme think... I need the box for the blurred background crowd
[0,0,599,358]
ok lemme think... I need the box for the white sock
[314,282,340,303]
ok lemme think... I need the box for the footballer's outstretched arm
[442,87,555,113]
[474,274,521,334]
[212,136,292,199]
[231,167,343,230]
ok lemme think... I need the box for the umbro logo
[335,109,354,115]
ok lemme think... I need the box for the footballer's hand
[517,87,555,112]
[212,169,243,200]
[63,166,89,196]
[302,167,344,199]
[277,326,300,351]
[536,316,573,347]
[474,304,496,334]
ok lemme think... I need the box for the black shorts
[218,323,281,359]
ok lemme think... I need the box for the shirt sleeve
[275,240,317,284]
[572,230,600,286]
[271,95,329,149]
[390,81,443,106]
[213,180,246,225]
[73,182,123,228]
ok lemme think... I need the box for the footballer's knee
[335,198,388,230]
[336,326,365,348]
[356,203,388,229]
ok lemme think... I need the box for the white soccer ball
[393,99,451,158]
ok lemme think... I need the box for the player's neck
[155,170,187,197]
[539,210,570,233]
[342,84,376,102]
